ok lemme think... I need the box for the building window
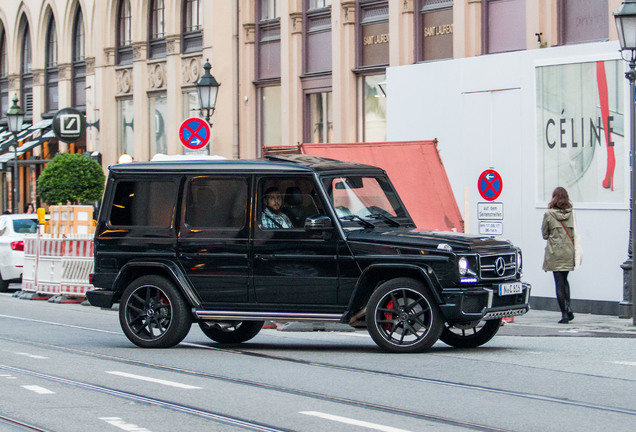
[72,8,86,110]
[558,0,608,45]
[0,29,8,119]
[307,91,332,143]
[118,98,134,158]
[257,0,281,80]
[20,21,33,117]
[258,85,282,149]
[416,0,453,62]
[358,1,389,69]
[116,0,133,65]
[358,74,386,142]
[149,0,166,58]
[483,0,526,54]
[45,16,58,114]
[310,0,331,8]
[182,0,202,53]
[261,0,281,20]
[304,0,332,75]
[149,93,168,157]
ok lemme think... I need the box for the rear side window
[13,219,38,234]
[109,180,177,227]
[186,177,248,228]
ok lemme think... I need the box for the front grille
[479,252,517,280]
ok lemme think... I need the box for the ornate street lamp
[196,59,220,125]
[7,95,24,214]
[615,0,636,324]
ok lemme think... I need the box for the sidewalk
[500,309,636,338]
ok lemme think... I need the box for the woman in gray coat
[542,187,576,323]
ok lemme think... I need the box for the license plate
[499,282,523,296]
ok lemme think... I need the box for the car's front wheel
[119,275,191,348]
[366,278,443,353]
[198,321,264,344]
[440,319,502,348]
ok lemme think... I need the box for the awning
[298,140,464,231]
[0,119,53,152]
[0,123,53,170]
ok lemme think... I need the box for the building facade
[0,0,629,314]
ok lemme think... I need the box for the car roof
[109,154,383,175]
[0,214,38,220]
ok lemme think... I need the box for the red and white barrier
[21,236,38,293]
[21,232,94,300]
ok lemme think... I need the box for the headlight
[458,257,469,276]
[517,251,523,276]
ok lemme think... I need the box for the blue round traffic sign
[478,169,503,201]
[179,118,210,150]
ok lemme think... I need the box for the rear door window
[185,177,248,229]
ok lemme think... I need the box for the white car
[0,214,38,291]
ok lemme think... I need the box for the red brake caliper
[384,300,395,330]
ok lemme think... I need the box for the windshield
[323,175,410,227]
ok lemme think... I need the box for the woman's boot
[558,313,569,324]
[566,302,574,321]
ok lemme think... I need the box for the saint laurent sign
[363,33,389,46]
[424,24,453,38]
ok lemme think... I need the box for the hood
[546,208,572,221]
[345,227,513,253]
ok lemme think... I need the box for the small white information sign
[479,221,503,236]
[478,202,503,220]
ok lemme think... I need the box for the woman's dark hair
[548,187,572,210]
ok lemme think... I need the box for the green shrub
[37,153,105,205]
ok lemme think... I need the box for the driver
[261,187,293,229]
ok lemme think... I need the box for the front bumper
[439,282,531,323]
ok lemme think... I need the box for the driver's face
[264,192,283,212]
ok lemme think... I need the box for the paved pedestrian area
[500,309,636,338]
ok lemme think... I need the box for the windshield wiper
[340,215,375,229]
[368,213,401,227]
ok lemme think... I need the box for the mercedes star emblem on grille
[495,257,506,276]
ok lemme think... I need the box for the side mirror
[304,215,333,231]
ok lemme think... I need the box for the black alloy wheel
[366,278,443,353]
[440,319,502,348]
[198,321,264,344]
[119,275,191,348]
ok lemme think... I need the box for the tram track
[0,415,51,432]
[1,311,635,431]
[2,333,636,430]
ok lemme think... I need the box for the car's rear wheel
[0,277,9,292]
[366,278,443,353]
[440,319,502,348]
[198,321,264,344]
[119,275,191,348]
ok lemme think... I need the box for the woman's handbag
[559,217,583,268]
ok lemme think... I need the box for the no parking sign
[477,169,503,201]
[179,117,210,150]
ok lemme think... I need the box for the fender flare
[346,263,445,315]
[113,259,202,308]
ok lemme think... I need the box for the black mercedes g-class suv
[87,155,530,353]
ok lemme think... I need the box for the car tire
[366,277,443,353]
[440,319,502,348]
[0,277,9,292]
[119,275,191,348]
[198,321,264,344]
